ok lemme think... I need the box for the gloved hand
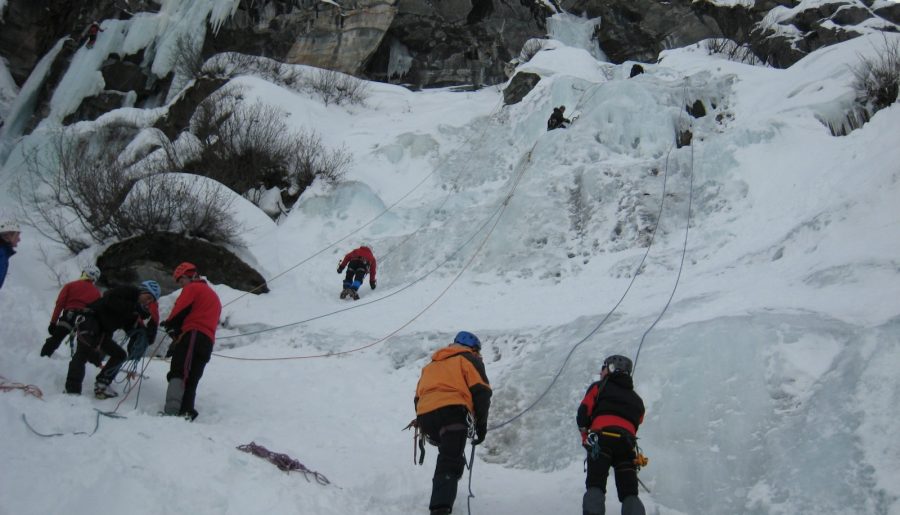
[370,279,376,290]
[472,423,487,445]
[337,265,344,274]
[88,349,104,367]
[48,324,56,335]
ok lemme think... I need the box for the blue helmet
[140,280,161,301]
[453,331,481,351]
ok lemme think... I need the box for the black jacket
[86,285,146,334]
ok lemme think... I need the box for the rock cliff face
[558,0,898,68]
[2,0,897,130]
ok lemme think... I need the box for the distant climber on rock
[547,105,571,131]
[85,21,103,49]
[336,245,377,300]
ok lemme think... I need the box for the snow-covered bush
[851,35,900,113]
[185,85,351,200]
[704,38,763,66]
[303,68,370,106]
[17,127,240,252]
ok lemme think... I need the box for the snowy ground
[1,14,899,515]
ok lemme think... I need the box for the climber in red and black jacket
[41,266,102,357]
[576,354,646,515]
[336,245,377,300]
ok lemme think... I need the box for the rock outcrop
[96,232,268,296]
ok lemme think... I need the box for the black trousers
[418,406,470,512]
[64,319,126,394]
[585,429,639,502]
[342,259,369,290]
[42,324,72,355]
[42,310,81,356]
[167,330,213,417]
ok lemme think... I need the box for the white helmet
[82,264,101,282]
[0,220,20,233]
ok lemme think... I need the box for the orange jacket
[415,345,491,424]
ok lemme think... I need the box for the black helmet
[603,355,632,375]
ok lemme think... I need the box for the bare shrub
[118,174,240,244]
[824,36,900,136]
[304,68,370,106]
[520,38,547,62]
[704,38,762,65]
[292,130,352,191]
[851,35,900,112]
[183,85,351,199]
[172,33,204,80]
[17,127,241,252]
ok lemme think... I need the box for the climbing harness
[67,314,86,357]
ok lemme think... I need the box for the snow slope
[1,21,899,515]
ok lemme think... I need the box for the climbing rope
[212,140,540,360]
[22,409,103,438]
[223,97,507,309]
[489,79,695,431]
[236,441,330,485]
[0,376,44,399]
[632,115,696,378]
[466,443,478,515]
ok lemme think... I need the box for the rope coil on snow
[0,376,44,399]
[237,442,330,485]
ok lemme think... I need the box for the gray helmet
[603,354,633,375]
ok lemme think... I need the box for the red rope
[0,375,44,399]
[237,442,330,485]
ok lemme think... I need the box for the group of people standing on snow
[38,260,221,420]
[413,331,647,515]
[8,217,645,513]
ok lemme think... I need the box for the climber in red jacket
[160,262,221,420]
[336,245,377,300]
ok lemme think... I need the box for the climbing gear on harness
[404,418,428,465]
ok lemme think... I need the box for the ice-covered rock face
[558,0,899,68]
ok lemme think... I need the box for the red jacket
[338,246,377,281]
[50,279,101,323]
[165,279,221,342]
